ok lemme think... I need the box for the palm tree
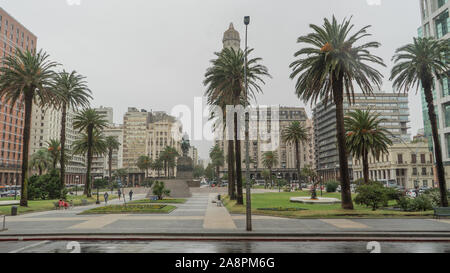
[152,158,163,178]
[29,149,51,176]
[137,155,152,179]
[105,136,121,186]
[282,121,309,189]
[262,151,279,189]
[73,109,108,196]
[54,70,92,198]
[261,169,271,189]
[391,37,450,207]
[46,139,61,170]
[0,49,59,206]
[289,16,385,209]
[204,47,271,204]
[160,146,179,179]
[345,110,393,184]
[209,144,225,182]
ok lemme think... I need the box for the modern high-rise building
[0,8,37,185]
[418,0,450,159]
[313,91,411,181]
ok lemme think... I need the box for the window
[421,154,426,163]
[445,103,450,128]
[412,154,417,163]
[397,154,403,164]
[435,10,449,39]
[413,168,418,175]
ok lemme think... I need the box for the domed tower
[222,23,241,51]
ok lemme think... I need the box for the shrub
[28,170,66,200]
[152,181,171,200]
[384,187,403,201]
[325,181,339,193]
[354,182,388,211]
[397,195,433,211]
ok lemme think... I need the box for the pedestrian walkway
[203,193,236,229]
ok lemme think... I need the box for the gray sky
[1,0,423,160]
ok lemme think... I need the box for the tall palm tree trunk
[85,127,93,197]
[20,95,33,207]
[108,149,113,185]
[424,83,448,207]
[333,77,354,210]
[234,114,243,205]
[295,140,301,191]
[59,104,67,198]
[362,149,369,184]
[228,140,236,200]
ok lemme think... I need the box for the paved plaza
[0,191,450,237]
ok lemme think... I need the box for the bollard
[11,206,18,216]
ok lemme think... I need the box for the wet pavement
[1,240,450,253]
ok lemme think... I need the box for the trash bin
[218,195,221,201]
[11,206,18,216]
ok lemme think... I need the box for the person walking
[129,190,133,201]
[118,189,121,200]
[104,192,109,205]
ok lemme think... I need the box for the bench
[434,207,450,219]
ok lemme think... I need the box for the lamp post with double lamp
[243,15,252,232]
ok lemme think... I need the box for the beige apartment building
[352,141,437,190]
[91,124,124,179]
[29,104,87,185]
[122,108,182,184]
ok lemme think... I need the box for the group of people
[116,189,134,202]
[57,199,71,209]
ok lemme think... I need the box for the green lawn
[224,191,434,218]
[80,204,176,214]
[0,195,117,216]
[129,198,187,204]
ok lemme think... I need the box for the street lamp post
[13,177,17,200]
[244,15,252,232]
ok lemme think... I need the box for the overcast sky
[0,0,423,160]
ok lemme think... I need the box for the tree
[209,144,225,182]
[73,109,108,197]
[113,168,128,186]
[0,49,59,206]
[204,47,271,205]
[152,158,163,178]
[282,121,309,189]
[205,163,215,181]
[46,139,61,170]
[289,16,385,209]
[29,149,51,176]
[54,70,92,198]
[262,151,279,189]
[193,165,205,178]
[391,37,450,207]
[261,169,271,189]
[137,155,152,179]
[345,110,392,184]
[152,181,171,200]
[160,146,179,178]
[105,136,121,186]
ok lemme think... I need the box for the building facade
[92,124,124,178]
[218,107,312,181]
[29,104,87,185]
[0,8,37,185]
[94,106,113,125]
[313,91,410,181]
[418,0,450,158]
[352,141,437,190]
[122,108,182,184]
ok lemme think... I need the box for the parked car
[406,189,417,198]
